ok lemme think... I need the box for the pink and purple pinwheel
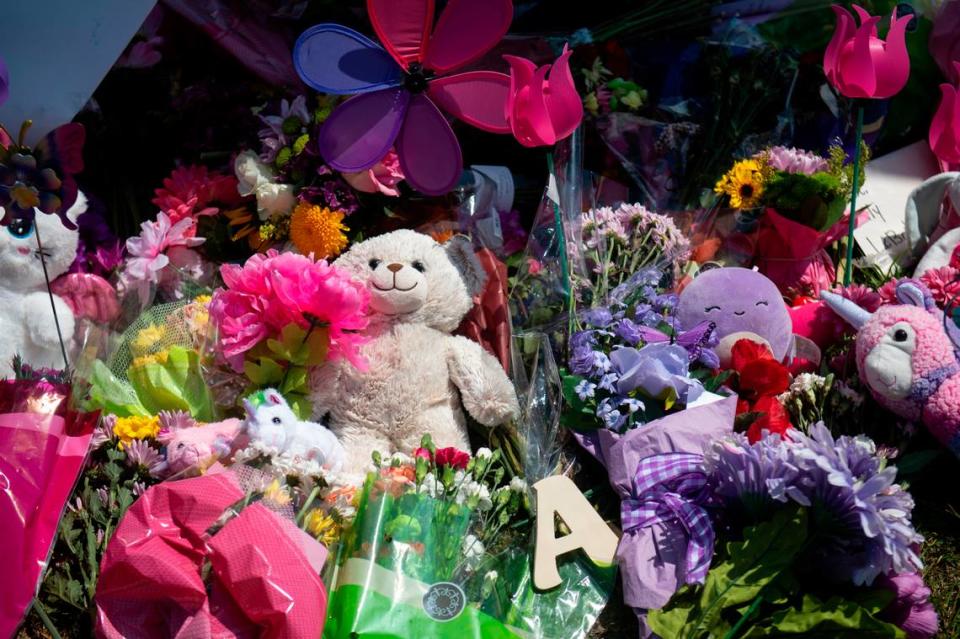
[293,0,515,196]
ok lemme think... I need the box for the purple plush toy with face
[677,267,794,365]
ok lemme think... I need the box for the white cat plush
[0,193,86,377]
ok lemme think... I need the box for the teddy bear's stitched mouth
[372,282,419,292]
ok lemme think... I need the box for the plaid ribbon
[620,452,715,584]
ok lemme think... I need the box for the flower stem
[31,598,63,639]
[843,104,864,286]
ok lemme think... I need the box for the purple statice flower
[318,179,359,215]
[498,208,528,256]
[125,439,166,477]
[568,331,597,376]
[610,343,704,404]
[258,96,311,162]
[790,423,923,585]
[877,572,939,639]
[574,379,596,400]
[764,146,829,175]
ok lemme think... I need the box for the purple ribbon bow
[620,452,715,584]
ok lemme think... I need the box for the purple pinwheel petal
[294,24,403,95]
[318,88,410,172]
[395,94,462,195]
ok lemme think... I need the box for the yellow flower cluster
[131,351,169,369]
[263,479,293,507]
[113,415,160,449]
[289,202,349,259]
[714,158,772,209]
[131,323,167,355]
[304,508,340,546]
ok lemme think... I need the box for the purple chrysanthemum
[764,146,829,175]
[125,439,166,477]
[706,423,922,586]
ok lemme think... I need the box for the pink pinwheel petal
[873,9,911,98]
[824,5,854,86]
[428,71,511,133]
[845,16,881,97]
[509,65,556,147]
[423,0,513,74]
[504,54,537,121]
[544,45,583,141]
[294,24,402,95]
[367,0,434,68]
[395,94,462,195]
[318,88,410,172]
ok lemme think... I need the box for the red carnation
[746,396,794,443]
[434,447,470,470]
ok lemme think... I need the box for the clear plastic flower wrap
[323,332,614,639]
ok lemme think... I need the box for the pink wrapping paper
[0,380,96,637]
[96,472,328,639]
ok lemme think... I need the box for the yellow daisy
[714,158,769,209]
[113,415,160,449]
[263,479,293,507]
[304,509,340,546]
[131,323,166,355]
[289,202,349,259]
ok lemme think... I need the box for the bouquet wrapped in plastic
[0,362,98,636]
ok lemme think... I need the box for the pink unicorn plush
[157,414,244,476]
[821,281,960,456]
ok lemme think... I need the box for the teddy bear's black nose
[387,263,403,273]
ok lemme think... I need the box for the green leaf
[895,449,942,478]
[742,594,905,638]
[281,366,309,395]
[84,359,148,417]
[560,373,601,431]
[244,357,284,386]
[649,507,809,639]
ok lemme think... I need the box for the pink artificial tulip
[504,44,583,148]
[930,61,960,164]
[823,4,911,99]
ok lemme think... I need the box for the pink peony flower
[919,266,960,307]
[878,572,939,638]
[152,165,240,221]
[342,149,405,197]
[764,146,829,175]
[209,250,370,371]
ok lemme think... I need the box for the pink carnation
[878,572,938,639]
[153,165,241,222]
[209,250,370,371]
[342,149,404,196]
[919,266,960,307]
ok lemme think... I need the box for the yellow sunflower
[113,415,160,449]
[714,158,770,209]
[304,509,340,546]
[289,202,349,259]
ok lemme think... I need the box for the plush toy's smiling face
[0,193,86,292]
[677,267,793,361]
[335,229,486,332]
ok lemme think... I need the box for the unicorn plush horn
[819,291,872,329]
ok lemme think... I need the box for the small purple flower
[620,397,645,413]
[581,307,614,328]
[610,343,704,404]
[597,372,619,392]
[597,397,627,431]
[614,318,643,345]
[575,379,596,400]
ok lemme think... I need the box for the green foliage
[763,171,845,232]
[648,507,905,638]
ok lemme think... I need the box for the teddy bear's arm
[446,335,520,426]
[22,292,75,350]
[309,359,343,421]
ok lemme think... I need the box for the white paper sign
[854,141,940,270]
[0,0,156,144]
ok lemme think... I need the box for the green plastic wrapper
[324,472,615,639]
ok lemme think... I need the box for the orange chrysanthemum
[289,202,349,259]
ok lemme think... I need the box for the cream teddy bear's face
[335,229,486,333]
[0,192,86,292]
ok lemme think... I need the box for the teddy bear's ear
[445,235,487,297]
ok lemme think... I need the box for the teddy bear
[0,193,87,377]
[310,229,520,476]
